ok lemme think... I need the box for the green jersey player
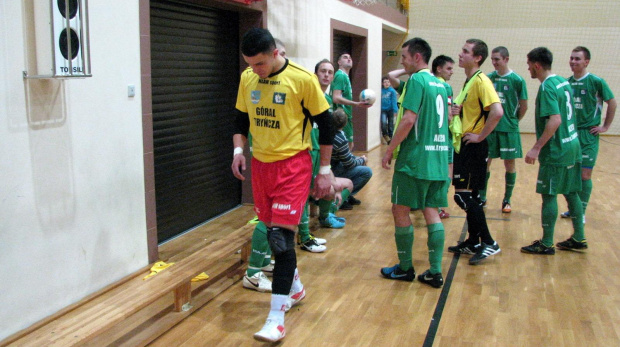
[521,47,586,255]
[330,53,371,151]
[560,46,616,219]
[431,54,456,220]
[380,38,449,288]
[480,46,528,213]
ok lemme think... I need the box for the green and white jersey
[396,69,450,180]
[437,76,453,105]
[568,72,615,129]
[535,75,581,167]
[330,69,353,119]
[324,93,333,107]
[488,70,528,132]
[311,121,319,151]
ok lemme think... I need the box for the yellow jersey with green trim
[236,60,330,163]
[461,72,500,134]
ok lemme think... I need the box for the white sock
[267,294,287,325]
[291,268,303,293]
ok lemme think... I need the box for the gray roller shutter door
[151,0,241,242]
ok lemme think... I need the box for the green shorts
[578,128,598,168]
[310,149,320,188]
[343,117,354,143]
[536,162,582,195]
[487,131,522,159]
[392,171,449,209]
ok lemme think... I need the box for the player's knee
[505,159,516,171]
[454,191,474,211]
[267,227,296,256]
[581,170,592,181]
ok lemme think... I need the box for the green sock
[427,223,445,274]
[318,198,332,219]
[504,172,516,203]
[395,225,414,271]
[579,179,592,215]
[247,222,270,276]
[331,188,351,213]
[541,194,557,247]
[479,171,491,201]
[298,201,311,243]
[565,192,585,241]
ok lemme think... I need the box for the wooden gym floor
[151,134,620,346]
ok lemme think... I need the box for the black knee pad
[454,191,474,211]
[267,227,296,256]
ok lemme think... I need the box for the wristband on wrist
[233,147,243,156]
[318,165,331,175]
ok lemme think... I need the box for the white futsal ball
[359,89,376,105]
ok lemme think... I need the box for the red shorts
[251,151,312,227]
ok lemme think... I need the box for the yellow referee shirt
[461,73,500,134]
[236,60,329,163]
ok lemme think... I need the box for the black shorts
[452,139,488,190]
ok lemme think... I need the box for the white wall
[0,1,147,339]
[267,0,406,150]
[409,0,620,135]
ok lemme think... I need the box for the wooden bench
[3,224,253,347]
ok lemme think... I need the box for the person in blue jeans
[331,108,373,209]
[381,76,399,144]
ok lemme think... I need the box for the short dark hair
[527,47,553,70]
[382,76,389,82]
[241,28,276,57]
[466,38,489,66]
[572,46,591,60]
[402,37,432,64]
[492,46,509,58]
[333,108,348,130]
[337,52,351,61]
[315,59,334,74]
[431,55,454,75]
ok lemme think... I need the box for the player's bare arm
[590,98,616,135]
[231,109,250,181]
[332,89,372,108]
[382,109,417,169]
[231,133,247,180]
[463,102,503,144]
[387,68,408,89]
[517,99,528,121]
[525,114,561,164]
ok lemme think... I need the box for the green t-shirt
[436,76,453,103]
[330,69,353,119]
[568,72,615,129]
[535,75,581,167]
[310,122,319,151]
[437,77,454,141]
[396,70,450,180]
[488,70,528,132]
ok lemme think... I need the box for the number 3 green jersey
[535,75,581,167]
[568,72,615,129]
[396,70,450,181]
